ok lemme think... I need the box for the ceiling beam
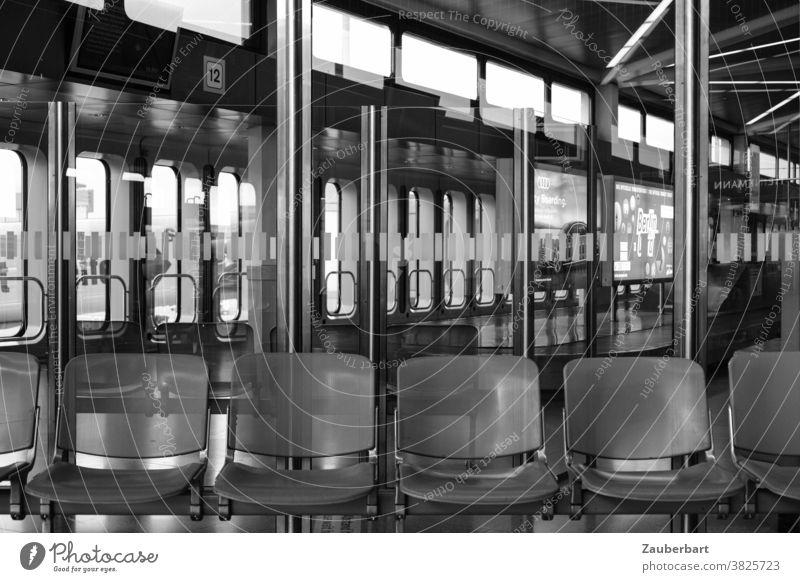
[616,4,800,83]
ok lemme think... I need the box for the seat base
[739,458,800,502]
[214,462,375,513]
[575,461,744,503]
[399,461,560,509]
[26,462,205,505]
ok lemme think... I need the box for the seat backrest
[397,355,541,459]
[387,324,479,359]
[0,353,40,455]
[75,321,151,355]
[729,351,800,457]
[311,323,360,354]
[228,352,375,457]
[155,322,254,385]
[563,357,710,460]
[60,353,209,459]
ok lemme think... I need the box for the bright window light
[125,0,251,45]
[312,5,392,77]
[645,115,674,151]
[485,62,545,115]
[551,84,589,124]
[779,158,790,180]
[618,105,641,142]
[759,152,777,178]
[64,0,105,9]
[401,34,477,99]
[710,136,731,166]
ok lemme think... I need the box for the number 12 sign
[203,56,226,94]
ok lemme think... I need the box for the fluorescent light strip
[711,37,800,60]
[746,91,800,125]
[607,0,673,68]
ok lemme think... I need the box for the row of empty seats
[1,350,798,530]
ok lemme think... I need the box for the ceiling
[363,0,800,153]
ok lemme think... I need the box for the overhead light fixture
[711,37,800,60]
[607,0,673,68]
[746,91,800,126]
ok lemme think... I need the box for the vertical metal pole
[675,0,709,534]
[275,0,311,532]
[586,125,598,357]
[47,102,76,454]
[674,0,709,365]
[276,0,311,354]
[512,109,532,358]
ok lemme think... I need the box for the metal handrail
[148,273,198,327]
[408,268,433,311]
[322,270,357,316]
[474,267,496,305]
[212,271,248,322]
[75,274,129,321]
[442,268,466,307]
[0,276,47,344]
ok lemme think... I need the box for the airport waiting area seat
[386,324,479,388]
[214,352,377,520]
[152,321,254,401]
[394,355,560,531]
[728,351,800,514]
[75,320,155,355]
[0,353,40,520]
[563,357,744,520]
[26,354,209,530]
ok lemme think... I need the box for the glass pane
[212,172,241,321]
[400,34,477,99]
[125,0,251,45]
[551,84,588,125]
[76,157,109,322]
[312,5,392,77]
[645,115,674,151]
[149,165,179,325]
[0,150,24,338]
[485,62,545,114]
[618,105,641,143]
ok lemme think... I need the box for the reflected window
[475,194,496,305]
[0,150,25,338]
[149,165,182,325]
[485,62,544,115]
[760,152,777,178]
[400,34,477,99]
[75,157,110,322]
[618,105,641,142]
[710,136,731,166]
[551,84,589,125]
[387,185,399,314]
[407,187,433,311]
[213,172,244,322]
[645,115,674,151]
[125,0,251,45]
[443,191,466,308]
[323,181,356,316]
[312,5,392,76]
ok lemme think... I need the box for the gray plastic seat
[395,356,559,526]
[0,353,40,519]
[563,357,743,516]
[153,321,254,399]
[26,353,209,526]
[214,352,376,518]
[386,324,478,388]
[729,351,800,505]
